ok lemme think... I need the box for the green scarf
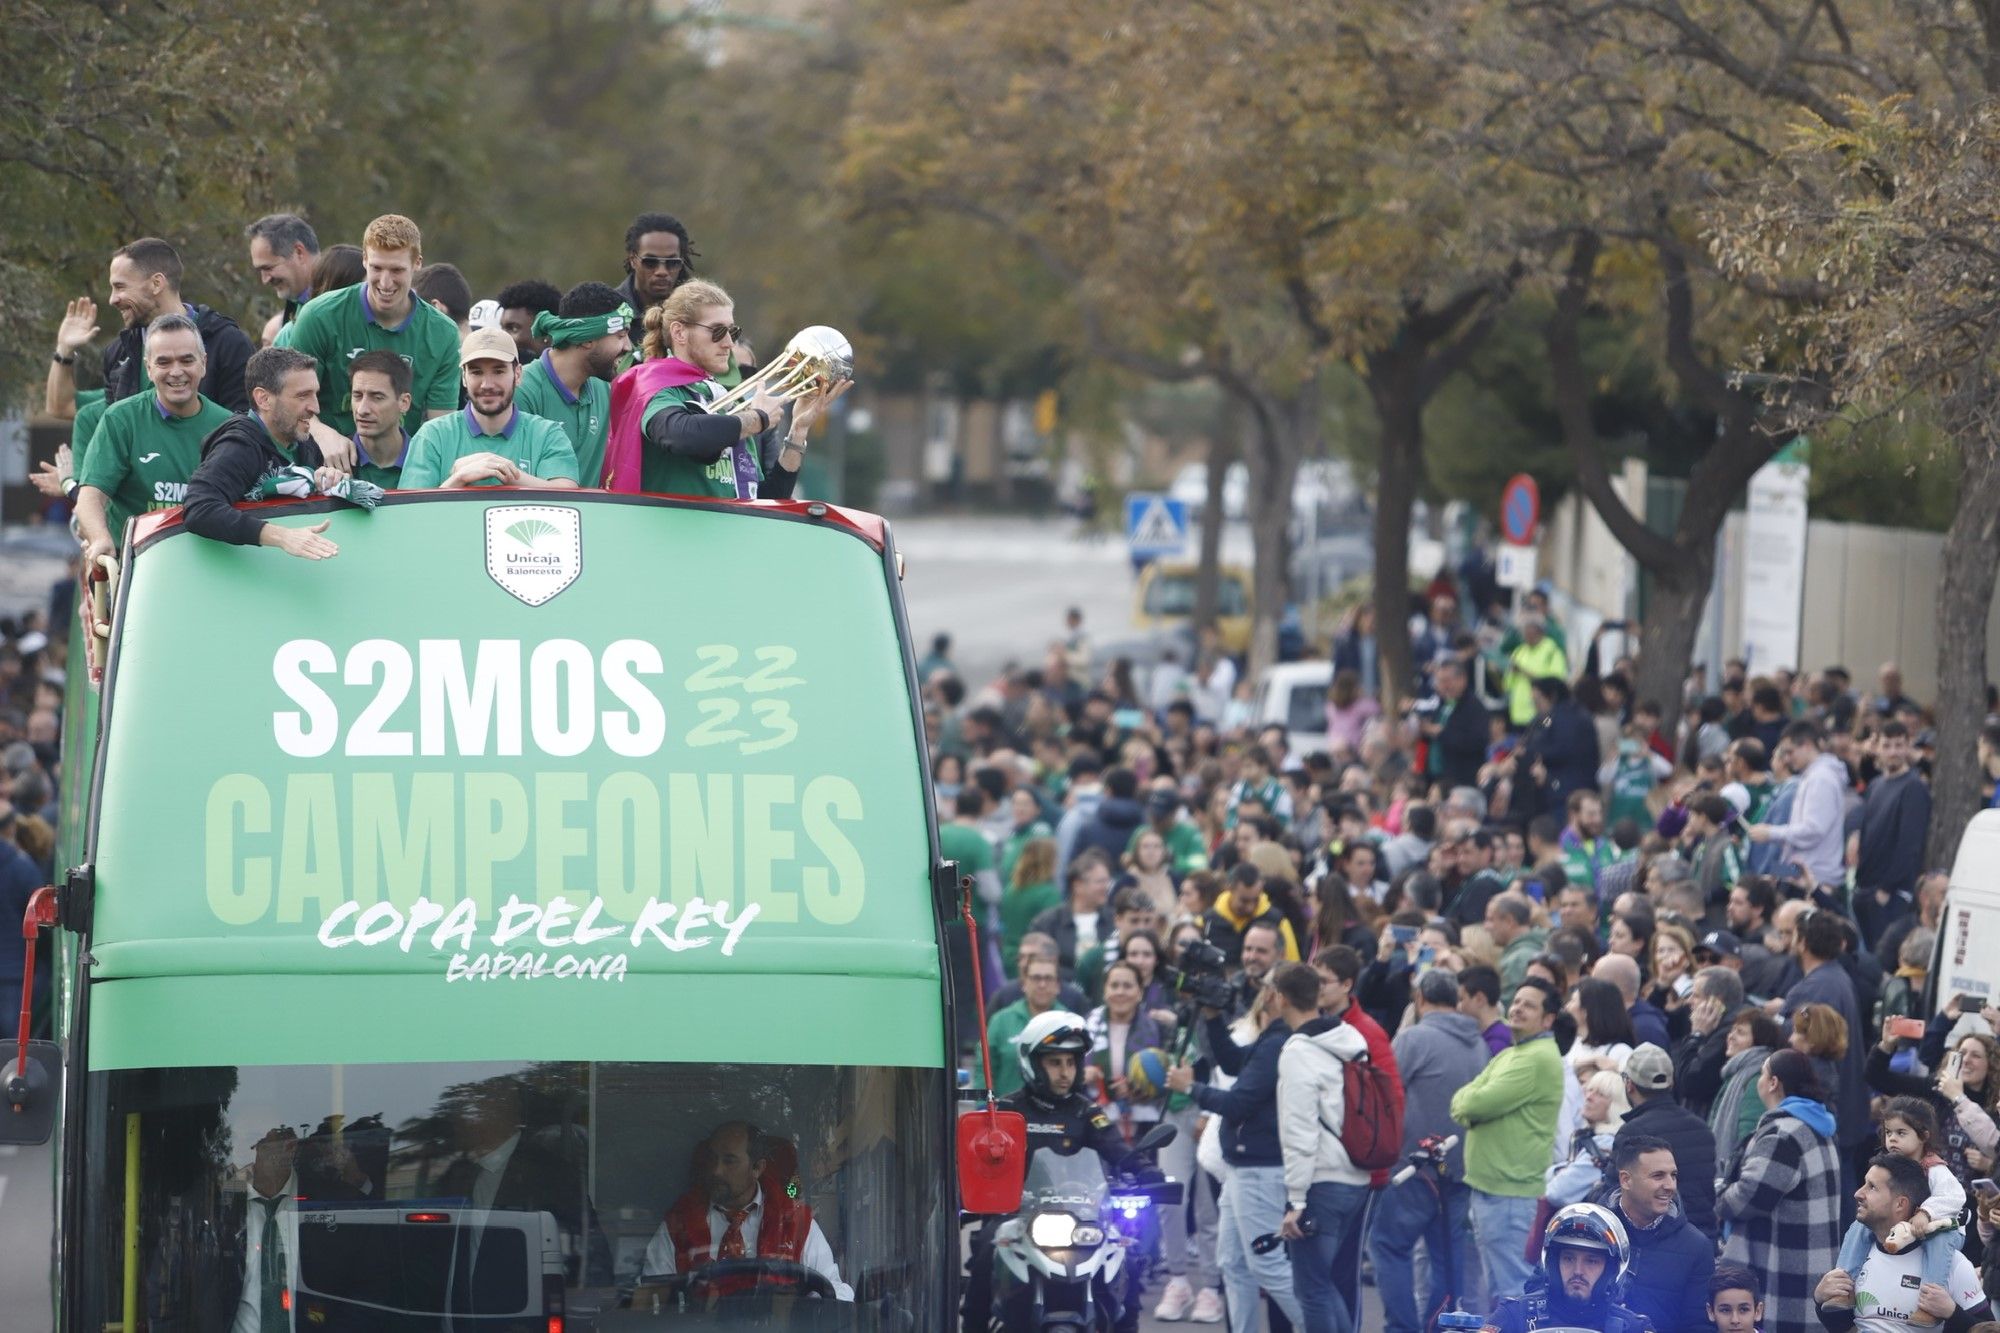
[533,304,634,348]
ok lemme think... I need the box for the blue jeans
[1290,1181,1371,1333]
[1468,1189,1539,1302]
[1837,1218,1961,1288]
[1216,1165,1303,1330]
[1369,1174,1475,1333]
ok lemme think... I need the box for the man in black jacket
[182,347,338,560]
[1612,1045,1717,1240]
[95,237,254,410]
[1669,964,1746,1117]
[1607,1133,1715,1333]
[1424,657,1490,791]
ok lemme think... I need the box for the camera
[1161,937,1234,1012]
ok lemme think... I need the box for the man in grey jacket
[1369,969,1490,1333]
[1748,721,1849,894]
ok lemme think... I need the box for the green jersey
[76,390,233,540]
[399,407,579,490]
[516,352,610,487]
[70,390,108,475]
[350,429,411,491]
[284,282,461,436]
[641,381,756,498]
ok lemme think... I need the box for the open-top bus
[10,488,1028,1330]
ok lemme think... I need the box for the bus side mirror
[0,1040,60,1146]
[956,1107,1026,1214]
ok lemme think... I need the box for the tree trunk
[1193,416,1237,633]
[1632,561,1710,721]
[1927,431,2000,868]
[1238,388,1308,679]
[1370,384,1423,710]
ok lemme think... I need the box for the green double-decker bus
[20,490,975,1330]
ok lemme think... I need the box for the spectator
[1815,1154,1993,1333]
[1457,964,1514,1057]
[1485,893,1547,1006]
[985,934,1090,1017]
[1788,1001,1849,1117]
[1563,978,1638,1145]
[1558,789,1617,896]
[1783,909,1872,1191]
[1325,668,1382,763]
[1607,1131,1716,1333]
[1852,720,1933,944]
[1645,920,1700,1015]
[1706,1264,1766,1333]
[1052,754,1105,875]
[1832,1097,1968,1310]
[998,839,1061,974]
[1374,967,1487,1333]
[1717,1049,1841,1333]
[1202,864,1301,967]
[1595,952,1672,1050]
[1422,657,1488,791]
[1382,803,1437,880]
[1672,964,1748,1117]
[1603,726,1674,831]
[1876,871,1948,985]
[1868,1023,2000,1199]
[1274,960,1374,1333]
[1708,1009,1784,1160]
[1450,976,1566,1301]
[1547,1068,1629,1206]
[1748,720,1847,897]
[1614,1043,1719,1239]
[1523,677,1602,811]
[1503,616,1566,729]
[983,955,1065,1096]
[1166,964,1305,1330]
[1684,792,1744,906]
[1029,851,1112,979]
[1071,766,1147,869]
[285,214,461,438]
[1084,960,1169,1134]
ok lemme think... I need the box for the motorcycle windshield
[1020,1146,1107,1222]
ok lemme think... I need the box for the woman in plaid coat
[1717,1050,1843,1333]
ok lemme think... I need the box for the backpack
[1322,1044,1403,1172]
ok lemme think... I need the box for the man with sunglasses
[616,212,697,329]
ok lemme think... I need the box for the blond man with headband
[284,213,462,440]
[601,280,848,497]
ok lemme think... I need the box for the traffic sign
[1500,473,1540,545]
[1496,542,1537,590]
[1125,493,1189,560]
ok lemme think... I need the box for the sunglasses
[635,254,686,272]
[682,321,742,343]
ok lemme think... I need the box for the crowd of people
[940,595,2000,1333]
[31,208,848,564]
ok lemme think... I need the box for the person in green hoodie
[1451,975,1565,1302]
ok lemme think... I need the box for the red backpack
[1329,1045,1403,1172]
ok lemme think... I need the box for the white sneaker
[1152,1272,1192,1312]
[1153,1276,1195,1321]
[1190,1287,1224,1323]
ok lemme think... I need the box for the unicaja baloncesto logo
[485,504,582,605]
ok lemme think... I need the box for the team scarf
[532,304,632,349]
[602,355,715,493]
[248,464,385,509]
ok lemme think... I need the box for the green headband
[532,304,633,348]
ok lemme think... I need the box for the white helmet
[1015,1010,1090,1101]
[1541,1202,1631,1305]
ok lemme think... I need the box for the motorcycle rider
[1482,1203,1654,1333]
[962,1010,1136,1331]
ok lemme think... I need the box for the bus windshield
[79,1058,946,1328]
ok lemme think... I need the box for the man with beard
[80,237,254,410]
[74,312,234,564]
[515,283,633,488]
[181,347,340,560]
[245,213,321,326]
[1482,1203,1651,1333]
[398,327,580,490]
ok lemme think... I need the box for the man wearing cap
[1611,1043,1718,1239]
[1126,784,1210,877]
[399,328,579,490]
[516,282,632,487]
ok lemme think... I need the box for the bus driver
[642,1121,854,1301]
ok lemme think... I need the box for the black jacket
[1523,700,1602,802]
[183,413,325,547]
[1431,688,1490,791]
[1612,1194,1715,1333]
[103,301,254,411]
[1027,902,1106,977]
[997,1085,1132,1167]
[1191,1013,1290,1167]
[1070,797,1147,870]
[1670,1014,1738,1118]
[1612,1096,1718,1239]
[639,402,799,499]
[1487,1277,1651,1333]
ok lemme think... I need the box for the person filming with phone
[1867,1017,2000,1209]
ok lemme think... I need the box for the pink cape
[602,357,710,491]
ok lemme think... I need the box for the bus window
[80,1059,947,1329]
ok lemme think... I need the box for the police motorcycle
[1481,1203,1647,1333]
[985,1014,1183,1332]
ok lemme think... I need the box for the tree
[844,0,1514,685]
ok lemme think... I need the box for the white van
[1255,661,1333,767]
[1932,809,2000,1011]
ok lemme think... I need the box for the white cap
[467,299,502,331]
